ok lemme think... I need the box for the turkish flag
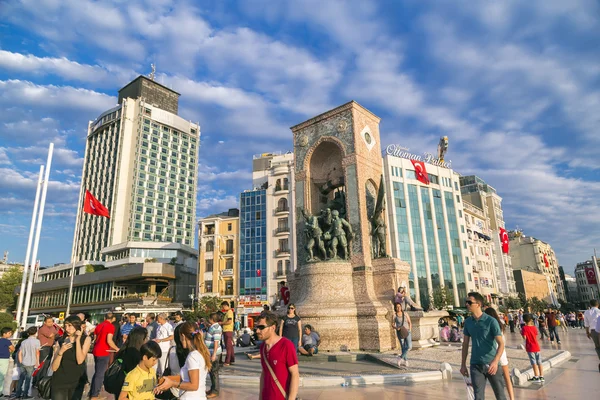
[543,253,549,268]
[499,228,509,254]
[257,269,261,277]
[83,190,110,218]
[585,266,598,285]
[411,160,430,185]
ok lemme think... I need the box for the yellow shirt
[222,310,234,332]
[121,365,157,400]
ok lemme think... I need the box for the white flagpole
[22,143,53,328]
[14,165,44,336]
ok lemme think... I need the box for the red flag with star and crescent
[83,190,110,218]
[499,228,509,254]
[543,253,549,268]
[411,160,430,185]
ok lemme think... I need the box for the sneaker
[557,341,561,344]
[539,377,545,382]
[528,376,539,382]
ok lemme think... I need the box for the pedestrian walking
[50,316,92,400]
[485,308,515,400]
[392,302,412,367]
[220,301,235,366]
[460,292,507,400]
[278,303,302,351]
[145,313,159,341]
[154,313,174,375]
[545,309,561,344]
[538,312,549,341]
[558,312,568,334]
[205,312,223,398]
[521,314,544,383]
[154,322,212,400]
[90,312,120,400]
[15,326,40,399]
[508,313,515,333]
[583,299,600,372]
[0,327,14,397]
[257,311,299,400]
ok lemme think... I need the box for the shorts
[499,350,508,367]
[527,352,542,365]
[303,344,318,354]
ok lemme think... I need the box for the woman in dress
[155,321,212,400]
[50,315,92,400]
[393,302,412,368]
[279,303,302,350]
[485,307,515,400]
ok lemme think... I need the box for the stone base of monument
[289,257,411,352]
[407,310,448,349]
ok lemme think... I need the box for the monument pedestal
[407,310,448,349]
[289,257,411,352]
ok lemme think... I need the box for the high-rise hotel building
[237,153,295,316]
[72,76,200,262]
[383,146,470,308]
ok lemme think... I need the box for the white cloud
[197,195,239,214]
[197,165,252,183]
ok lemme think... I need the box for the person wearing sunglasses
[279,304,302,352]
[460,292,507,400]
[257,311,299,400]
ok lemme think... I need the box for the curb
[512,350,571,386]
[221,369,445,388]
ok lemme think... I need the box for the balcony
[275,206,290,215]
[275,227,290,235]
[275,248,290,257]
[272,165,289,176]
[274,185,290,194]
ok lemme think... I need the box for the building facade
[72,75,200,262]
[383,150,470,308]
[460,175,517,298]
[197,209,239,301]
[463,201,499,303]
[562,273,580,305]
[29,242,197,320]
[508,231,565,303]
[513,270,551,301]
[237,152,296,316]
[575,260,600,305]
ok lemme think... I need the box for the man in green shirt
[460,292,507,400]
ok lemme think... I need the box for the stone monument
[289,101,412,351]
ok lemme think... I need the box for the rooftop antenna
[149,63,156,81]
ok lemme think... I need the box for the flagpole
[14,165,44,337]
[593,249,600,300]
[22,143,53,328]
[65,210,83,317]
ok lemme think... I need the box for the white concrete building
[383,147,471,308]
[575,260,600,304]
[460,175,517,298]
[72,75,200,262]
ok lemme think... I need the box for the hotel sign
[385,144,452,168]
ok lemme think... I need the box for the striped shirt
[204,323,223,356]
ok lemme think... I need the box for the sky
[0,0,599,275]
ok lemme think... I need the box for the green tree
[504,296,522,311]
[432,286,453,310]
[195,295,224,319]
[0,265,24,311]
[0,312,17,332]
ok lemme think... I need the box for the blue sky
[0,0,599,274]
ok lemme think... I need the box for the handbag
[398,312,409,340]
[262,344,287,399]
[155,346,183,400]
[37,375,52,400]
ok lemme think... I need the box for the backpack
[103,358,125,395]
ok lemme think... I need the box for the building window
[277,260,284,276]
[277,198,288,211]
[225,280,234,296]
[205,259,213,272]
[206,241,214,252]
[285,260,291,273]
[225,258,233,270]
[228,223,232,231]
[226,240,234,254]
[278,239,289,252]
[205,281,213,293]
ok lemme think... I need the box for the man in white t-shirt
[154,312,174,374]
[583,299,600,372]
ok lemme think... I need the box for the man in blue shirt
[121,313,141,342]
[460,292,506,400]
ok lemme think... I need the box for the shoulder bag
[155,346,184,400]
[261,344,287,399]
[399,312,410,339]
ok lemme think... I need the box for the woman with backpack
[116,327,148,375]
[50,315,92,400]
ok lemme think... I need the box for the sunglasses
[465,300,474,306]
[255,324,273,331]
[288,307,295,310]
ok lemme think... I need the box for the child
[0,327,14,396]
[119,341,162,400]
[16,326,40,398]
[521,313,544,383]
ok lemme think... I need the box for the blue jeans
[397,331,412,360]
[90,355,110,397]
[549,326,560,342]
[16,365,34,397]
[470,364,506,400]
